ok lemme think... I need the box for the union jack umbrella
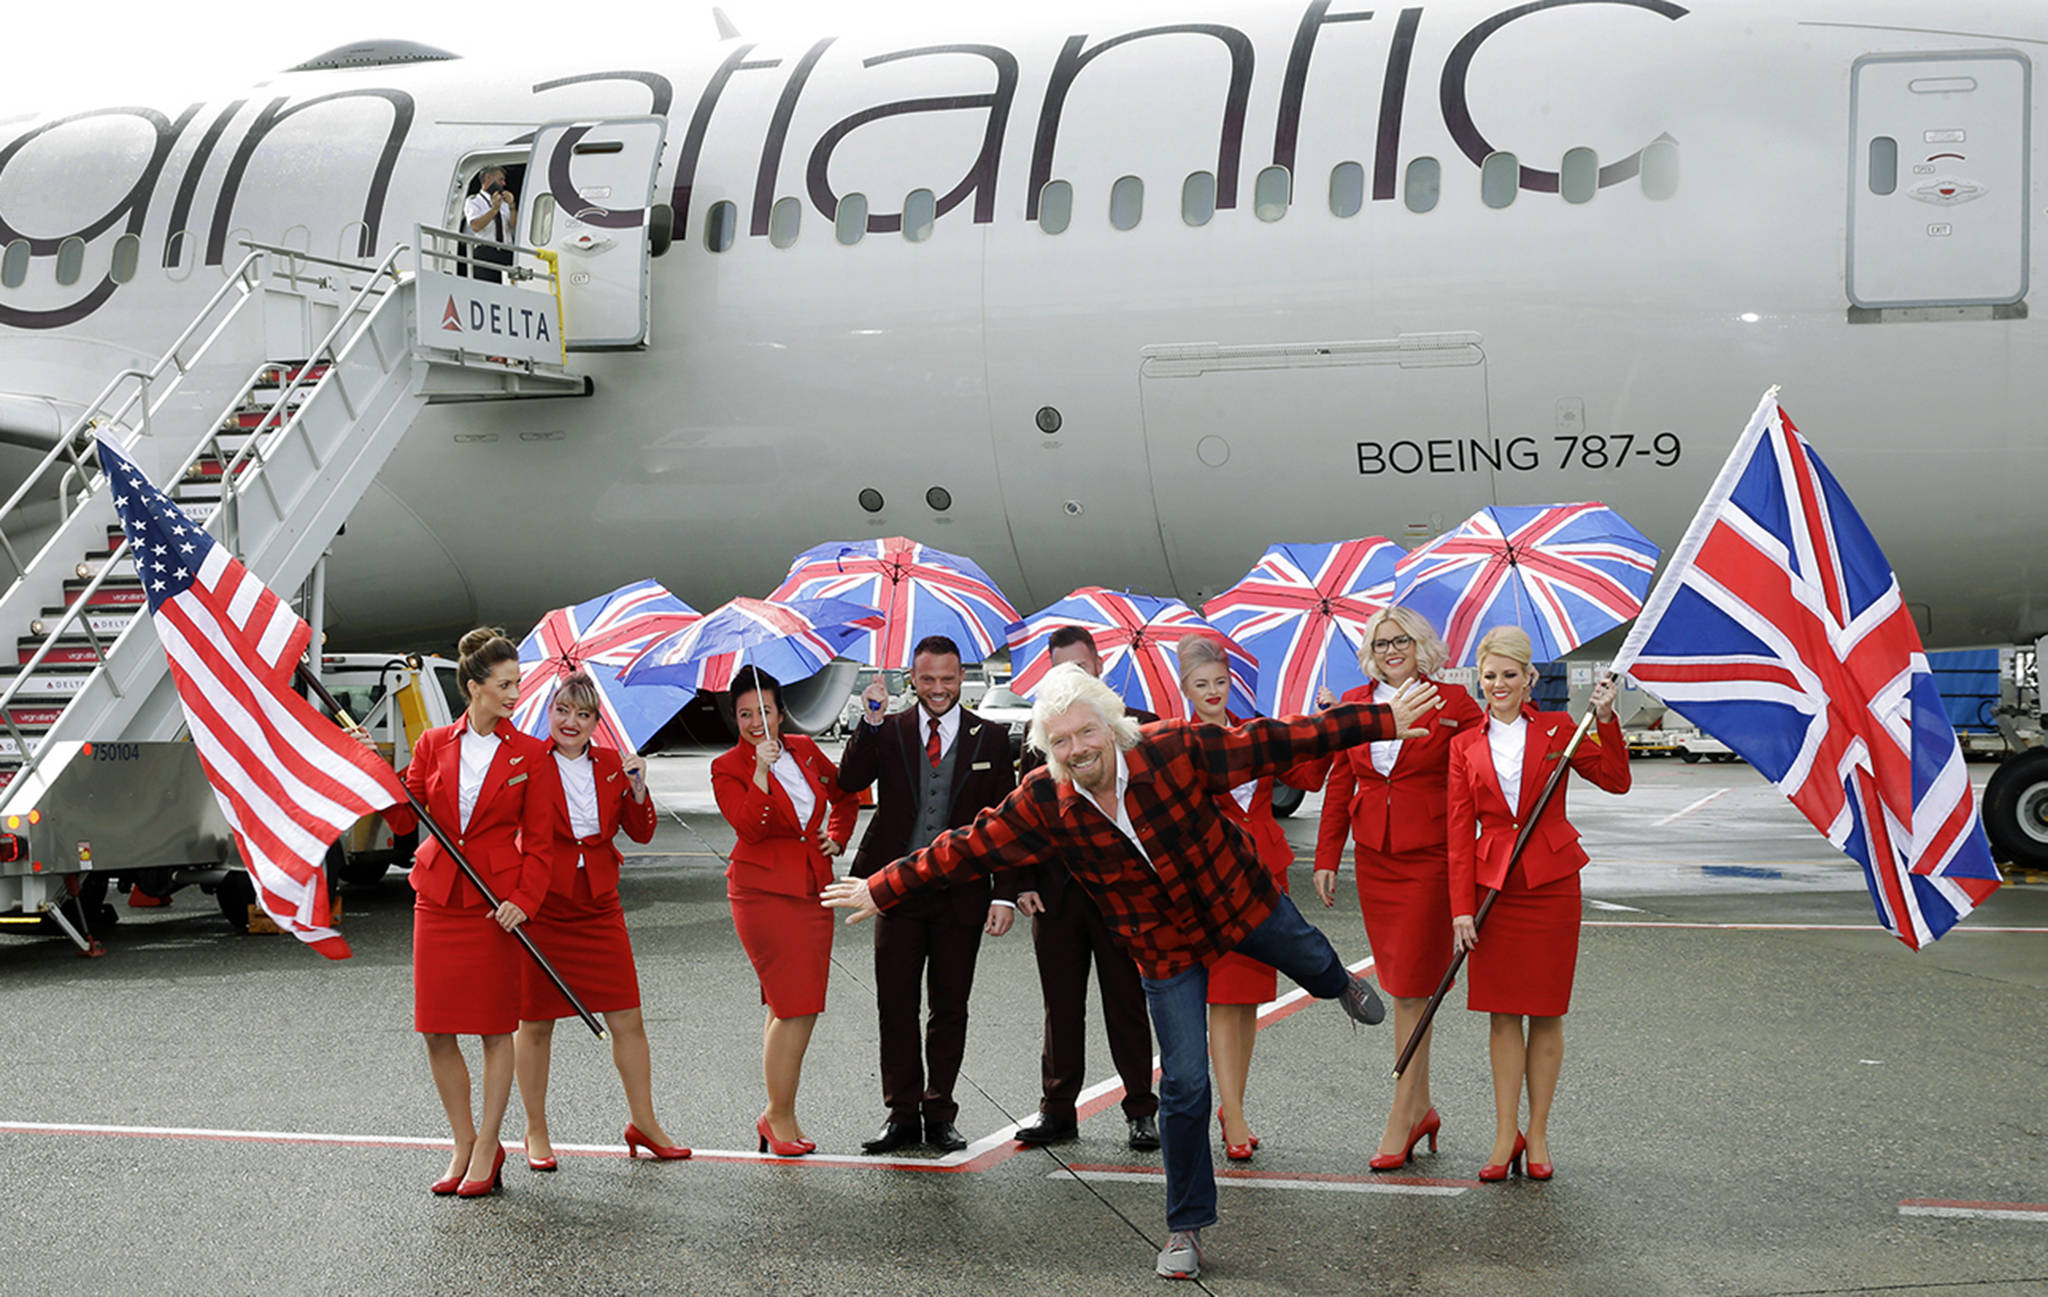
[1202,538,1402,717]
[1394,503,1660,665]
[621,596,883,693]
[514,580,701,755]
[769,536,1021,668]
[1005,587,1258,719]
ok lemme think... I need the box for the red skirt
[520,868,641,1020]
[414,895,524,1035]
[1466,868,1580,1017]
[1355,843,1455,999]
[730,886,833,1019]
[1208,870,1285,1006]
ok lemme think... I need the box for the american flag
[97,440,408,959]
[1611,393,2002,948]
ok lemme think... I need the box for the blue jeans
[1140,893,1352,1232]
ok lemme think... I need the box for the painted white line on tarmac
[1586,899,1643,912]
[1057,1168,1467,1197]
[1654,788,1731,826]
[1899,1200,2048,1223]
[1585,921,2048,934]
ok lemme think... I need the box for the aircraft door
[522,117,668,348]
[1848,52,2029,309]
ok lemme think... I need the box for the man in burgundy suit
[1013,626,1161,1152]
[836,634,1018,1155]
[826,662,1438,1281]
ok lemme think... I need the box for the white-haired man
[825,662,1440,1281]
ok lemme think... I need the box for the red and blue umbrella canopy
[769,536,1020,668]
[1202,538,1401,716]
[1393,502,1660,665]
[1005,587,1259,719]
[515,579,701,754]
[621,596,883,693]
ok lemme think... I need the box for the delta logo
[441,297,462,332]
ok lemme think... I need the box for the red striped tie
[926,717,941,769]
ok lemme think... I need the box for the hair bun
[457,626,507,662]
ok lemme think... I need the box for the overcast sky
[2,0,1022,117]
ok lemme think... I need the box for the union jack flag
[513,580,699,755]
[1612,392,2001,948]
[1005,587,1258,719]
[98,440,407,959]
[769,536,1020,668]
[621,596,882,694]
[1395,503,1660,665]
[1202,538,1400,717]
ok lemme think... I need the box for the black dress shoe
[925,1120,968,1152]
[862,1121,922,1155]
[1015,1114,1079,1145]
[1127,1114,1161,1151]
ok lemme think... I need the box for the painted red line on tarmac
[1066,1161,1481,1189]
[1585,921,2048,934]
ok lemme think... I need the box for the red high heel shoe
[456,1143,506,1198]
[755,1116,810,1158]
[1368,1106,1442,1172]
[526,1154,558,1173]
[625,1123,692,1161]
[1526,1145,1554,1181]
[1217,1106,1260,1162]
[430,1170,464,1196]
[1478,1132,1526,1183]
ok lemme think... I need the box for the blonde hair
[1356,606,1449,682]
[1174,632,1228,687]
[553,670,601,716]
[1474,625,1536,676]
[1025,662,1143,781]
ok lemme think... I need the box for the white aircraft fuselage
[1,0,2042,651]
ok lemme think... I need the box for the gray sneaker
[1155,1230,1203,1280]
[1339,973,1386,1026]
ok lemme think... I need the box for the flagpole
[294,664,610,1042]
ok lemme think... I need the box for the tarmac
[1,751,2043,1297]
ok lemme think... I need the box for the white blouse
[1486,713,1527,811]
[457,723,500,829]
[1228,779,1256,812]
[556,750,599,843]
[769,747,816,827]
[1368,738,1403,776]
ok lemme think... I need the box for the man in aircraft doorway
[836,635,1020,1155]
[461,166,517,285]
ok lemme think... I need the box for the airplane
[0,0,2044,866]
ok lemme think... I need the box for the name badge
[972,761,992,771]
[1438,716,1460,728]
[507,772,528,785]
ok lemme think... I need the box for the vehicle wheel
[216,870,255,933]
[1270,783,1306,819]
[1679,749,1701,764]
[329,838,387,888]
[1982,747,2048,869]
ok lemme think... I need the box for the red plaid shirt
[866,703,1398,979]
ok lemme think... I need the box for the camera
[484,179,506,195]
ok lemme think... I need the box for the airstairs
[0,228,587,946]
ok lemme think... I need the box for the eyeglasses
[1370,634,1414,653]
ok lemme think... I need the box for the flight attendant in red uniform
[1175,634,1329,1162]
[514,672,689,1171]
[387,627,560,1199]
[1447,625,1629,1182]
[1312,606,1484,1171]
[710,667,859,1157]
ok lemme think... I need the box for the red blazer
[539,745,658,899]
[711,733,860,899]
[1315,678,1486,867]
[1446,707,1631,916]
[389,718,558,919]
[1208,715,1329,885]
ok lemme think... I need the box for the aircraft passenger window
[770,196,802,249]
[530,194,556,246]
[1641,139,1680,201]
[1039,181,1073,235]
[836,193,869,245]
[1867,136,1898,196]
[1405,158,1440,213]
[110,234,140,284]
[903,189,936,243]
[705,200,738,252]
[0,240,27,289]
[1329,162,1365,218]
[55,237,85,286]
[1560,148,1598,205]
[1254,166,1290,222]
[1182,172,1216,227]
[1110,176,1143,231]
[1481,152,1519,209]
